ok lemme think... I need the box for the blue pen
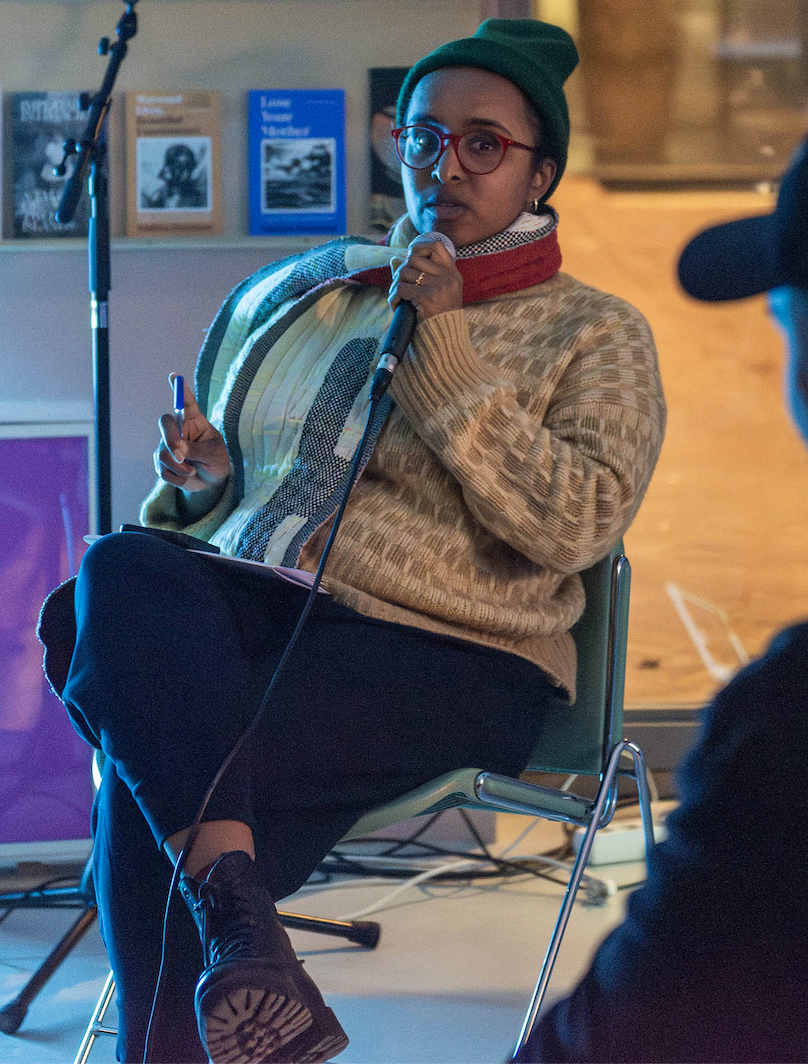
[173,375,185,438]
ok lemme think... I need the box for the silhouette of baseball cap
[678,134,808,301]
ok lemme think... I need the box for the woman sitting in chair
[50,19,665,1064]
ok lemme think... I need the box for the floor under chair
[0,814,656,1064]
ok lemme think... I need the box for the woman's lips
[426,201,466,219]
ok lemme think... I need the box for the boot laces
[193,877,264,966]
[196,881,216,965]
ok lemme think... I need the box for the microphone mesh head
[408,230,457,261]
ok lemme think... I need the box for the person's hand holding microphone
[372,232,459,400]
[388,231,461,320]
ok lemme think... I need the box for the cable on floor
[295,806,623,920]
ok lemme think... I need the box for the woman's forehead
[406,67,532,128]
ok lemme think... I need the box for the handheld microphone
[371,231,457,401]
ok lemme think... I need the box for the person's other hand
[154,373,231,494]
[388,237,463,321]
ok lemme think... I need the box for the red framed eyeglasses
[391,125,539,175]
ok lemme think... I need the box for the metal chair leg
[73,970,116,1064]
[510,740,656,1061]
[620,739,657,863]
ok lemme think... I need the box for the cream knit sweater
[142,268,666,699]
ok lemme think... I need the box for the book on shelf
[10,90,92,239]
[368,67,409,235]
[125,91,222,237]
[248,89,346,237]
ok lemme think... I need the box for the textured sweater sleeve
[389,298,666,574]
[138,474,237,540]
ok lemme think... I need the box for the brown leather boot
[179,850,348,1064]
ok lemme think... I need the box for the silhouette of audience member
[520,135,808,1064]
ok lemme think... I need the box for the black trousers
[64,531,559,1062]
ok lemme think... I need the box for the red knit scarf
[351,224,562,305]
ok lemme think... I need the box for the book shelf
[0,235,327,253]
[0,0,485,236]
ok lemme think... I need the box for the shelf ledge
[0,234,342,253]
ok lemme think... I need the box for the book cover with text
[125,91,222,237]
[11,91,92,239]
[248,89,346,236]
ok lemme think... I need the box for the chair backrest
[525,540,630,779]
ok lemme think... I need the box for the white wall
[0,0,479,527]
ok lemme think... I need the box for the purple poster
[0,433,93,845]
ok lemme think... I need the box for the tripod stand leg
[278,909,381,948]
[0,903,98,1035]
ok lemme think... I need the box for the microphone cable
[143,363,395,1063]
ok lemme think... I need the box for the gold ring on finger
[415,272,426,286]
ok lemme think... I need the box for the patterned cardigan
[141,224,666,700]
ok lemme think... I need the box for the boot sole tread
[197,969,347,1064]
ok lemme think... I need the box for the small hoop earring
[529,198,542,213]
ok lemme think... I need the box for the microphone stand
[0,3,142,1038]
[55,0,139,535]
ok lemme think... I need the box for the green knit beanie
[396,19,579,201]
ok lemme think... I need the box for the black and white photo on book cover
[260,137,336,214]
[11,91,92,238]
[136,136,212,211]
